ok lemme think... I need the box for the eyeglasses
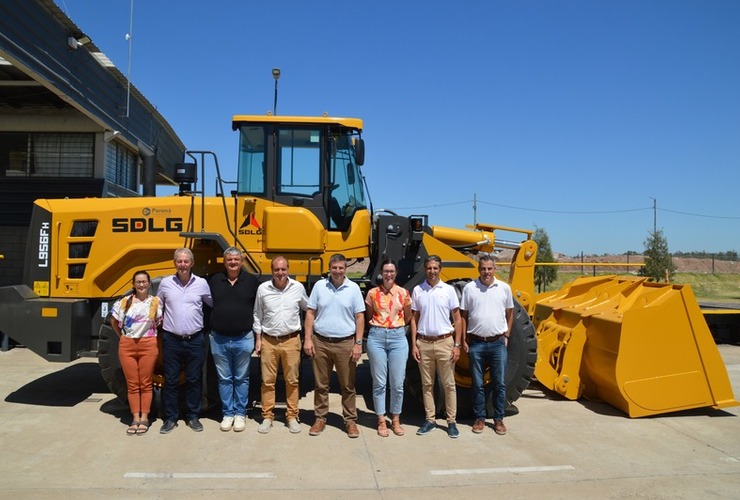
[134,281,150,285]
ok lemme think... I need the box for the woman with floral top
[111,270,162,435]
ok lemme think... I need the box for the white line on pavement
[430,465,575,475]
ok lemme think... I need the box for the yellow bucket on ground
[533,275,738,417]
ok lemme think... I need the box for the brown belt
[469,333,504,343]
[264,331,300,341]
[314,332,354,343]
[417,333,453,342]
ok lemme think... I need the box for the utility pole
[649,197,657,233]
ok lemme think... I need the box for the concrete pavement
[0,345,738,498]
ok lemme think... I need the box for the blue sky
[60,0,739,256]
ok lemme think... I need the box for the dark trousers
[162,331,206,422]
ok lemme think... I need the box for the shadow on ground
[4,362,108,407]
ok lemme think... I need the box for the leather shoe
[309,419,326,436]
[186,418,204,432]
[346,421,360,438]
[159,420,178,434]
[472,418,485,434]
[493,419,507,435]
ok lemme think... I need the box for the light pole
[272,68,281,115]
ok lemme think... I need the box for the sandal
[126,421,140,435]
[391,418,405,436]
[377,419,389,437]
[136,421,150,435]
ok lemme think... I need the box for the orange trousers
[118,336,158,415]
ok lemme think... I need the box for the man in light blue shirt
[303,253,365,438]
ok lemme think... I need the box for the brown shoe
[493,419,507,435]
[377,418,389,437]
[346,421,360,438]
[472,418,485,434]
[309,419,326,436]
[391,416,405,436]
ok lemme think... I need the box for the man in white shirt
[253,256,308,434]
[410,255,462,438]
[460,254,513,435]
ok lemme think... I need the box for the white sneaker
[287,419,301,434]
[257,418,273,434]
[233,416,246,432]
[220,416,234,432]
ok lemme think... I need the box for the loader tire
[97,323,128,404]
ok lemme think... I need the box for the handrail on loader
[532,275,739,417]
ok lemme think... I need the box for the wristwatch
[453,343,461,348]
[354,340,363,345]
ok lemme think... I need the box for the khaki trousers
[311,335,357,423]
[260,334,301,420]
[417,335,457,422]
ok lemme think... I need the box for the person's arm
[364,294,375,324]
[303,308,316,357]
[410,310,421,362]
[504,307,514,346]
[451,307,462,363]
[402,290,412,325]
[351,311,364,362]
[460,309,469,353]
[110,299,125,338]
[253,290,263,356]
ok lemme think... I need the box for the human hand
[303,339,315,357]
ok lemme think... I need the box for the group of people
[111,247,514,438]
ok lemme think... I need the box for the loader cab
[232,115,367,231]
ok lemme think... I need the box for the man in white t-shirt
[460,254,513,436]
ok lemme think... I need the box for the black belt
[264,331,300,341]
[417,333,453,342]
[166,330,202,341]
[314,332,354,343]
[469,333,504,343]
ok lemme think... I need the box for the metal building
[0,0,185,286]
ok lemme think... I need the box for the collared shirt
[307,277,365,338]
[208,269,259,336]
[157,273,212,335]
[365,284,411,328]
[460,277,513,336]
[411,279,459,335]
[253,277,308,336]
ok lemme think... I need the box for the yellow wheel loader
[0,114,735,417]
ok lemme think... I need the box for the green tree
[639,229,676,282]
[533,226,557,292]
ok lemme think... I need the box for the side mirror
[354,138,365,166]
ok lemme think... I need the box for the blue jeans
[209,331,254,418]
[162,331,206,422]
[366,326,408,416]
[468,337,507,420]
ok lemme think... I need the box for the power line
[385,198,740,220]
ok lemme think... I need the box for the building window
[105,142,137,191]
[0,132,94,177]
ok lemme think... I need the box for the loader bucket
[533,275,738,418]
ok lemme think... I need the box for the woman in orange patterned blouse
[365,258,412,437]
